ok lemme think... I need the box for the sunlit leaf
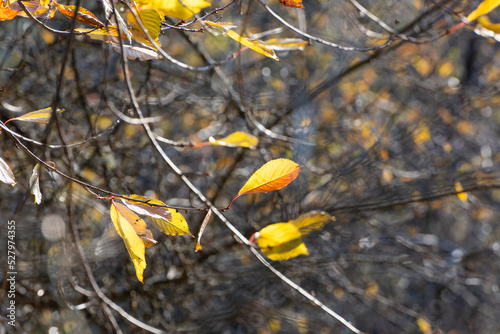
[13,0,55,19]
[207,131,258,149]
[195,209,212,251]
[279,0,303,9]
[102,0,132,42]
[110,202,147,282]
[128,9,162,48]
[417,318,432,334]
[121,194,173,221]
[0,6,19,20]
[111,44,158,61]
[113,203,157,247]
[74,26,121,43]
[478,16,500,32]
[263,38,308,51]
[0,156,16,186]
[136,0,211,20]
[290,211,334,235]
[8,107,64,123]
[204,21,279,61]
[238,158,301,196]
[256,222,308,261]
[150,209,193,237]
[467,0,500,22]
[29,163,42,204]
[54,3,104,28]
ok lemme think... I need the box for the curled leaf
[111,44,158,61]
[54,3,104,27]
[195,209,212,251]
[110,202,148,282]
[0,156,16,185]
[207,131,258,149]
[29,163,42,204]
[7,107,64,123]
[121,194,173,221]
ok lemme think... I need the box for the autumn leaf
[0,156,16,186]
[226,158,301,208]
[29,163,42,204]
[14,0,55,19]
[136,0,211,20]
[128,9,162,48]
[54,3,104,28]
[121,194,173,221]
[467,0,500,22]
[111,44,158,61]
[204,21,279,61]
[195,209,212,251]
[253,211,334,261]
[279,0,303,9]
[6,107,64,124]
[149,210,193,236]
[110,202,148,282]
[113,203,157,247]
[195,131,258,149]
[0,6,20,21]
[262,38,308,51]
[74,26,121,43]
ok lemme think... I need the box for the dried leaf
[9,107,64,123]
[195,209,212,251]
[0,156,16,185]
[279,0,303,9]
[29,163,42,204]
[204,21,279,61]
[263,38,307,51]
[121,194,172,221]
[467,0,500,22]
[290,211,334,235]
[256,223,308,261]
[207,131,258,149]
[54,3,104,27]
[136,0,211,20]
[110,202,147,282]
[128,9,162,48]
[149,209,193,237]
[113,203,157,247]
[111,44,158,61]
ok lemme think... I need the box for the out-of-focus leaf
[256,223,308,261]
[279,0,303,9]
[8,107,64,123]
[417,318,432,334]
[111,44,158,61]
[478,16,500,32]
[136,0,211,20]
[54,3,104,27]
[467,0,500,22]
[290,211,334,235]
[113,203,157,247]
[263,38,307,51]
[204,21,279,61]
[121,194,173,221]
[195,209,212,251]
[0,156,16,186]
[110,202,147,282]
[128,9,162,48]
[150,209,193,237]
[29,163,42,204]
[0,6,19,20]
[74,26,121,43]
[207,131,258,149]
[13,0,54,19]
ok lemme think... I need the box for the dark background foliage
[2,0,500,333]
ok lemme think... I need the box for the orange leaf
[279,0,303,8]
[0,6,20,21]
[55,3,104,28]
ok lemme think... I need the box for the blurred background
[2,0,500,333]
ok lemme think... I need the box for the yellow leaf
[128,9,162,48]
[54,3,104,28]
[112,203,157,247]
[122,194,173,221]
[455,181,468,202]
[417,318,432,334]
[29,163,42,204]
[290,211,334,235]
[208,131,258,149]
[137,0,211,20]
[204,21,279,61]
[74,26,121,43]
[467,0,500,22]
[0,155,16,186]
[110,202,147,282]
[150,209,193,237]
[0,6,19,20]
[256,222,308,261]
[238,158,301,196]
[478,16,500,32]
[263,38,308,51]
[8,107,64,123]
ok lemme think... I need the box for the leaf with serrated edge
[29,163,42,204]
[195,209,212,251]
[122,194,172,221]
[150,209,193,237]
[257,223,308,261]
[113,203,157,247]
[290,211,334,235]
[110,202,147,282]
[208,131,258,149]
[9,107,64,123]
[0,156,16,185]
